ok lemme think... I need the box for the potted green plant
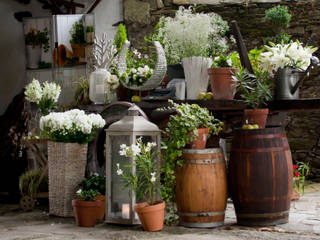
[69,21,86,59]
[264,5,291,34]
[116,138,164,232]
[25,28,50,69]
[85,25,94,44]
[157,6,231,99]
[72,189,101,227]
[208,52,241,100]
[232,69,272,128]
[79,174,106,220]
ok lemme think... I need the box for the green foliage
[70,21,86,45]
[263,33,292,45]
[232,69,272,109]
[159,100,223,206]
[25,27,50,52]
[74,76,90,105]
[211,52,240,68]
[76,189,100,201]
[86,26,94,33]
[114,24,127,54]
[265,5,291,29]
[19,169,47,197]
[79,174,105,195]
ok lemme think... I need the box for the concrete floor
[1,183,320,240]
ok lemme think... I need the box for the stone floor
[1,183,320,240]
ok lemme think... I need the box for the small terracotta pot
[208,68,238,100]
[187,128,210,149]
[243,109,269,128]
[94,195,106,220]
[135,200,165,232]
[72,199,100,227]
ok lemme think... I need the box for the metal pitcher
[274,56,320,100]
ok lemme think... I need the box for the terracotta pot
[243,109,269,128]
[134,200,165,232]
[94,195,106,220]
[187,128,210,149]
[72,199,101,227]
[208,68,238,100]
[71,43,85,59]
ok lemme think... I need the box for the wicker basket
[48,141,87,217]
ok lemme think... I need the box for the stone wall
[123,0,320,179]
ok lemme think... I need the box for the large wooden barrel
[229,126,293,226]
[176,148,227,228]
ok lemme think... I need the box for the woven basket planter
[48,141,87,217]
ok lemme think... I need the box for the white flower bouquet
[157,6,230,64]
[25,78,61,115]
[116,138,160,204]
[259,41,318,77]
[40,109,105,144]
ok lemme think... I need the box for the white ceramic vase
[26,45,41,69]
[89,68,108,104]
[182,56,212,100]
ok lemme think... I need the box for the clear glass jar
[89,68,109,104]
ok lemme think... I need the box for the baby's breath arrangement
[40,109,105,144]
[157,6,231,64]
[24,78,61,115]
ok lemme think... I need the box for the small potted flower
[116,138,164,232]
[25,28,50,69]
[78,174,106,220]
[208,52,240,100]
[24,78,61,116]
[292,162,310,200]
[69,21,86,59]
[72,189,102,227]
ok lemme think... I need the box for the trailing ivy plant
[158,100,223,223]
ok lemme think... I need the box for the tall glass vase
[182,56,212,100]
[89,68,108,104]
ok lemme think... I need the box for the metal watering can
[274,56,320,100]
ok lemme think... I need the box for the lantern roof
[107,105,160,132]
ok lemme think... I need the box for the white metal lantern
[105,105,161,224]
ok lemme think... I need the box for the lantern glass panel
[109,135,132,219]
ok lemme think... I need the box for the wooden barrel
[176,148,227,228]
[229,126,293,226]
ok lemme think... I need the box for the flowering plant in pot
[40,109,105,217]
[157,6,232,99]
[79,173,106,220]
[232,69,272,128]
[292,162,310,200]
[259,40,317,100]
[208,52,240,100]
[25,78,61,116]
[72,189,101,227]
[116,138,164,232]
[158,100,223,221]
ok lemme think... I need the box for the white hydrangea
[259,41,317,77]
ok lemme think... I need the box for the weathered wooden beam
[87,0,102,13]
[231,20,254,74]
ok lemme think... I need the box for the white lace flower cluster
[158,6,230,64]
[259,41,318,77]
[25,78,61,104]
[40,109,105,142]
